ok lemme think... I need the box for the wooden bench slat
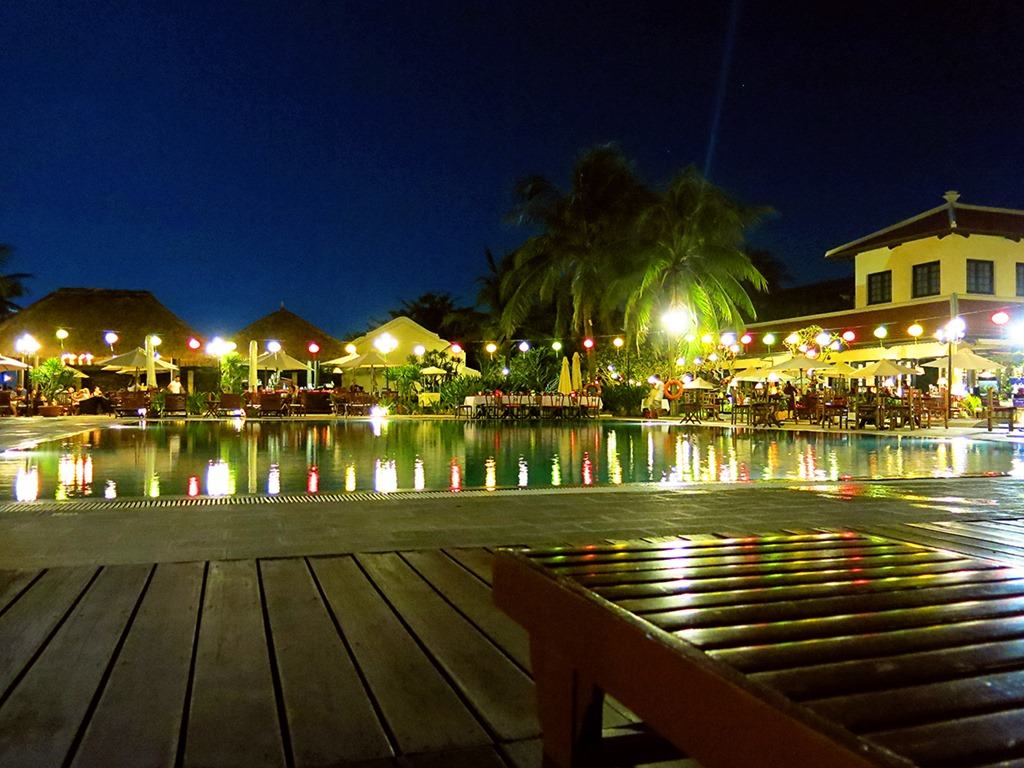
[396,744,509,767]
[908,521,1024,549]
[522,531,869,557]
[647,577,1024,632]
[442,548,494,584]
[807,669,1024,733]
[595,559,998,599]
[532,537,902,567]
[753,637,1024,700]
[0,565,149,767]
[618,566,1019,615]
[715,614,1024,673]
[679,594,1024,650]
[575,551,965,587]
[857,524,1024,565]
[358,552,538,742]
[311,556,489,755]
[869,707,1024,766]
[70,561,202,768]
[184,560,285,768]
[0,566,96,697]
[261,558,393,766]
[545,544,921,575]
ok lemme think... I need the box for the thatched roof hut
[0,288,207,362]
[233,307,346,361]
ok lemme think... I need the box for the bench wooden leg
[531,645,604,767]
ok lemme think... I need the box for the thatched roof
[233,307,346,361]
[0,288,206,362]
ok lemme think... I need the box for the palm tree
[609,168,768,344]
[499,146,654,339]
[0,246,31,319]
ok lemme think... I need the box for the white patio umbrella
[558,357,572,395]
[100,347,178,371]
[923,348,1002,372]
[0,355,28,371]
[732,367,794,383]
[256,349,309,372]
[684,377,718,390]
[571,352,582,392]
[419,366,447,376]
[858,359,922,378]
[766,354,827,372]
[814,361,859,378]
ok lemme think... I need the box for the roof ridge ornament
[943,190,960,229]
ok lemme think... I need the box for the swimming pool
[2,419,1021,500]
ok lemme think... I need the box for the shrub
[600,383,649,416]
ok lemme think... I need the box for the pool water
[3,419,1022,500]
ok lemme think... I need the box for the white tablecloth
[463,394,602,409]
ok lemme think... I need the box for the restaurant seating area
[461,392,602,420]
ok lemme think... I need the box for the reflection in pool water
[2,420,1022,500]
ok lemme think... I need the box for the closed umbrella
[571,352,582,392]
[145,337,157,390]
[557,357,572,395]
[248,340,259,391]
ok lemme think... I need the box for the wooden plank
[443,548,494,584]
[261,558,393,766]
[753,637,1024,700]
[71,561,204,768]
[0,566,96,696]
[0,569,39,615]
[648,576,1024,632]
[0,564,149,768]
[618,566,1019,615]
[401,550,531,670]
[715,614,1024,673]
[869,708,1024,766]
[596,559,997,600]
[808,669,1024,732]
[311,556,488,754]
[184,560,285,768]
[358,552,538,741]
[397,745,508,767]
[863,523,1024,564]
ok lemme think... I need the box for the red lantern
[583,338,594,349]
[187,337,201,350]
[740,333,752,345]
[842,330,856,343]
[308,341,320,355]
[992,311,1010,326]
[450,343,463,355]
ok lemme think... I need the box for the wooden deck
[4,520,1024,767]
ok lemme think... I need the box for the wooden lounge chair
[494,532,1024,767]
[113,392,150,417]
[257,392,286,416]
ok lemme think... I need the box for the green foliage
[439,375,481,410]
[505,348,560,391]
[415,349,459,379]
[29,358,76,403]
[600,383,649,416]
[186,392,208,415]
[390,363,422,402]
[218,353,246,394]
[151,391,165,414]
[961,393,982,417]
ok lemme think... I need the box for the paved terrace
[0,416,1022,766]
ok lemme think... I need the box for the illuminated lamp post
[15,333,40,389]
[55,328,68,351]
[104,331,119,354]
[873,325,888,346]
[308,341,320,388]
[763,333,776,359]
[907,323,923,343]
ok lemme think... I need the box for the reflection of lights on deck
[449,458,462,492]
[518,456,529,487]
[268,464,281,495]
[345,464,356,492]
[374,459,397,493]
[104,480,117,499]
[206,460,232,496]
[187,475,200,497]
[485,457,496,490]
[550,455,561,486]
[307,466,320,494]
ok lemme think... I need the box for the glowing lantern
[907,323,924,338]
[815,331,831,347]
[612,337,624,348]
[841,330,856,343]
[413,344,425,356]
[661,308,691,335]
[763,333,776,346]
[740,333,752,345]
[104,331,119,349]
[518,341,530,352]
[720,332,736,346]
[700,333,713,345]
[307,341,320,355]
[267,340,282,353]
[450,343,463,355]
[873,326,888,339]
[583,338,594,349]
[785,333,800,346]
[992,311,1010,326]
[551,341,562,352]
[187,337,201,350]
[485,342,497,354]
[675,357,686,367]
[345,343,356,355]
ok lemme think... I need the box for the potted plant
[29,358,77,416]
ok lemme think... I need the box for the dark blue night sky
[3,1,1023,339]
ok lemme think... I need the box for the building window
[1017,263,1024,297]
[966,260,994,294]
[867,270,892,305]
[912,261,941,298]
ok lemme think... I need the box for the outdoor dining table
[462,394,602,418]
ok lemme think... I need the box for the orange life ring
[664,378,685,400]
[583,381,602,397]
